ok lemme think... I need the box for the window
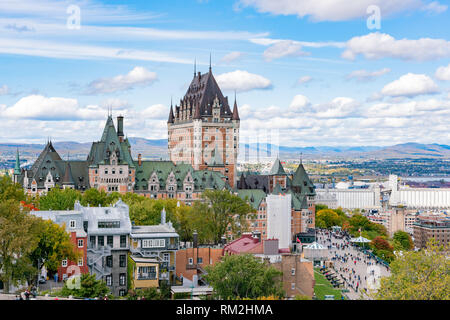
[188,258,193,265]
[62,259,67,267]
[197,257,203,264]
[107,236,113,247]
[119,255,126,268]
[291,268,296,276]
[137,266,157,280]
[106,256,113,268]
[98,221,120,228]
[78,239,84,248]
[90,236,96,247]
[163,253,170,262]
[106,275,112,286]
[98,236,105,247]
[120,235,127,248]
[69,220,76,228]
[105,169,108,175]
[291,283,295,290]
[119,290,126,297]
[119,273,126,286]
[78,258,83,267]
[142,239,165,248]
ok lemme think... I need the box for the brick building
[413,216,450,249]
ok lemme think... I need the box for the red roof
[224,234,263,254]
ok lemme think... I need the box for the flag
[296,237,301,244]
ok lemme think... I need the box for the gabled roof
[62,162,74,185]
[272,183,283,195]
[269,158,287,176]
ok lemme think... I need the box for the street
[317,229,391,300]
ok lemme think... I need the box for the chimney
[193,231,198,248]
[138,154,142,166]
[161,207,166,225]
[117,116,124,142]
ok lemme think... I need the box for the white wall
[266,194,291,250]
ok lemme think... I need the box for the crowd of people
[317,229,391,299]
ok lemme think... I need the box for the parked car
[38,277,46,284]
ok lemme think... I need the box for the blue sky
[0,0,450,147]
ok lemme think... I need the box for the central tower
[167,65,240,187]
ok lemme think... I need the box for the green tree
[316,209,341,229]
[80,188,112,207]
[61,273,110,298]
[0,200,39,293]
[29,219,79,274]
[39,188,82,210]
[204,254,284,299]
[393,231,414,251]
[374,240,450,300]
[191,190,254,244]
[0,175,26,202]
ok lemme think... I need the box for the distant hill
[1,139,449,163]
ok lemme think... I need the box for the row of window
[105,273,126,287]
[142,239,166,248]
[90,235,127,248]
[105,254,127,268]
[62,258,84,267]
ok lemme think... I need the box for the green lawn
[313,268,344,300]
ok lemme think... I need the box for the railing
[137,273,157,280]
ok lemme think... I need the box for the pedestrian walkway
[316,229,391,300]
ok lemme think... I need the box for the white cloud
[0,95,106,121]
[313,97,361,118]
[289,95,310,112]
[220,51,245,63]
[237,0,423,21]
[263,40,309,61]
[297,76,313,85]
[215,70,272,92]
[342,32,450,61]
[381,73,439,97]
[435,63,450,81]
[86,67,157,94]
[140,104,168,120]
[0,85,9,95]
[346,68,391,81]
[421,1,448,13]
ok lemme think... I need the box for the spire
[209,52,212,72]
[232,91,240,121]
[168,98,175,123]
[194,58,196,77]
[14,148,20,175]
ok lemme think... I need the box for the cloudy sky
[0,0,450,147]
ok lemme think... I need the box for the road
[316,229,391,300]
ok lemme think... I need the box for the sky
[0,0,450,147]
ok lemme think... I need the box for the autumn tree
[0,200,39,293]
[204,254,284,299]
[374,240,449,300]
[316,209,341,229]
[393,231,414,251]
[0,175,25,202]
[29,219,79,274]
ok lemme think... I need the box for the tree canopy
[374,240,450,300]
[204,254,284,299]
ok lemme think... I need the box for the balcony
[137,273,157,281]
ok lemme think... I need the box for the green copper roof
[271,183,283,195]
[291,163,316,196]
[14,149,20,175]
[237,189,266,210]
[269,158,287,176]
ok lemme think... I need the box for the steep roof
[178,71,233,120]
[87,116,134,167]
[61,162,74,185]
[237,189,266,210]
[269,158,287,176]
[232,97,240,121]
[291,163,315,196]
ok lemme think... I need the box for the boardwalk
[317,229,391,300]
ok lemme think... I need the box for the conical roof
[168,104,174,123]
[269,157,287,176]
[14,149,20,175]
[232,95,240,121]
[272,183,283,195]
